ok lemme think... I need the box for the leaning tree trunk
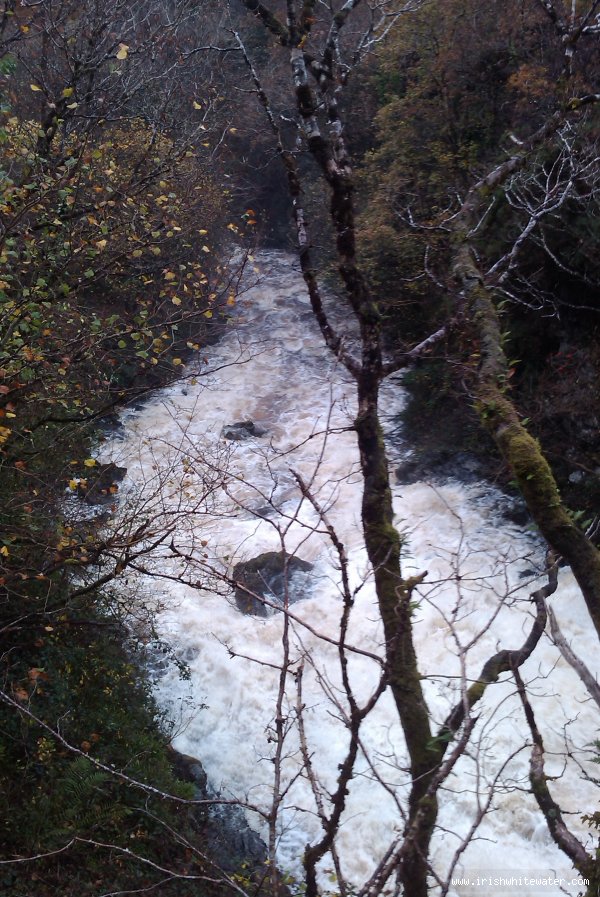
[453,240,600,641]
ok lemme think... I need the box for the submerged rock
[222,420,267,440]
[233,550,313,617]
[396,450,484,486]
[501,500,530,526]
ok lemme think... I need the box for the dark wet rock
[205,803,269,874]
[142,639,178,681]
[475,493,533,530]
[396,450,484,486]
[254,505,277,519]
[171,749,209,795]
[77,462,127,506]
[501,500,531,526]
[99,412,124,438]
[233,550,313,617]
[170,750,274,882]
[222,420,267,440]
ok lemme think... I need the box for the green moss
[466,680,487,705]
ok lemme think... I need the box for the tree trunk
[355,372,437,897]
[454,244,600,640]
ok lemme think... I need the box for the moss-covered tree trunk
[354,372,438,896]
[453,242,600,641]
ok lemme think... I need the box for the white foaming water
[102,252,598,896]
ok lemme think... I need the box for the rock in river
[222,420,267,440]
[233,550,313,617]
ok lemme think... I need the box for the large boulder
[222,420,266,441]
[233,550,313,617]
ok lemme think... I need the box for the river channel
[102,251,598,896]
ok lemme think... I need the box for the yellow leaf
[198,229,208,236]
[0,426,11,444]
[204,310,213,318]
[164,271,176,281]
[116,43,129,60]
[0,545,9,557]
[62,87,74,98]
[96,239,107,250]
[68,479,79,490]
[193,101,202,110]
[171,296,182,306]
[172,358,182,366]
[30,84,42,92]
[83,458,96,468]
[201,245,210,253]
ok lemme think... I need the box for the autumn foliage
[0,3,239,890]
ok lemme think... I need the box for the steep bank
[0,239,254,895]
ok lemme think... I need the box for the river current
[102,252,598,896]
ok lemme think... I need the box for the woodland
[0,1,600,896]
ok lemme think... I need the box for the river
[102,251,598,897]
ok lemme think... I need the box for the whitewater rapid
[102,252,598,896]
